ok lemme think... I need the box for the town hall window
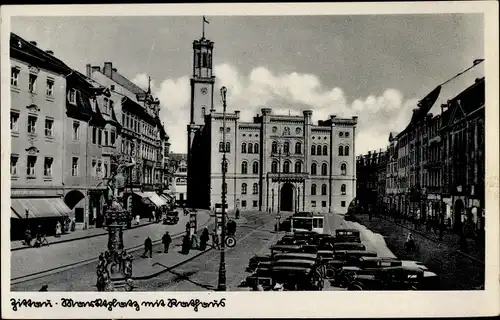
[45,118,54,137]
[283,161,290,173]
[271,161,278,173]
[219,142,224,152]
[311,145,316,155]
[344,146,350,156]
[241,161,248,174]
[341,163,347,175]
[321,163,328,176]
[241,143,246,153]
[27,115,37,134]
[26,155,37,176]
[254,143,259,154]
[316,145,322,156]
[311,163,317,175]
[338,145,344,156]
[10,111,19,132]
[44,157,53,176]
[11,154,18,175]
[253,183,258,194]
[341,184,346,195]
[11,67,20,86]
[272,141,278,154]
[283,142,290,154]
[295,161,302,173]
[252,161,259,174]
[241,183,247,194]
[311,184,316,195]
[248,143,253,154]
[28,73,37,93]
[323,145,328,156]
[225,142,231,152]
[295,142,302,154]
[321,184,327,195]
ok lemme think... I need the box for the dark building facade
[356,150,387,214]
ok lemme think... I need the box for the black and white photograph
[1,2,499,318]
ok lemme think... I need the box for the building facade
[356,149,387,214]
[9,33,73,238]
[384,132,399,212]
[186,34,358,213]
[167,153,188,207]
[87,62,168,217]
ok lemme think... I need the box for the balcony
[267,172,309,182]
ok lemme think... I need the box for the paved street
[11,210,211,284]
[353,213,484,290]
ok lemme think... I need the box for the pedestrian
[39,285,48,292]
[181,233,191,254]
[191,233,198,249]
[162,231,172,253]
[199,227,209,250]
[186,221,191,234]
[211,231,220,250]
[24,227,32,247]
[143,237,153,258]
[235,208,240,219]
[149,208,154,222]
[135,214,140,225]
[55,221,62,238]
[120,250,128,273]
[71,218,76,232]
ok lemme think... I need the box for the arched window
[254,143,259,154]
[321,184,327,195]
[207,53,212,68]
[252,161,259,174]
[283,161,290,173]
[272,141,278,154]
[202,52,208,67]
[195,52,201,68]
[241,143,246,153]
[338,145,344,156]
[295,161,302,173]
[241,183,247,194]
[295,142,302,154]
[341,163,347,175]
[311,145,316,155]
[241,161,248,174]
[219,142,224,152]
[311,163,317,175]
[252,183,258,194]
[311,184,317,195]
[345,146,350,156]
[283,142,290,154]
[222,159,228,173]
[341,184,346,195]
[321,163,328,176]
[271,161,278,173]
[248,143,253,154]
[317,145,322,156]
[201,107,206,117]
[323,145,328,156]
[225,142,231,152]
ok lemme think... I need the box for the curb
[10,214,213,284]
[356,214,485,265]
[11,220,158,252]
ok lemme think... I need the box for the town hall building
[186,34,358,214]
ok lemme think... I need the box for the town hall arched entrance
[280,183,295,212]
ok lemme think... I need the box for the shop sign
[11,189,61,197]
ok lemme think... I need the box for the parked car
[163,211,179,225]
[335,257,402,286]
[271,265,324,291]
[274,252,319,262]
[247,254,272,272]
[245,267,274,290]
[333,242,366,252]
[270,244,303,255]
[334,250,378,265]
[335,229,361,243]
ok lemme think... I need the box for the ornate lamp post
[218,86,228,291]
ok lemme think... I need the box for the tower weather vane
[202,16,210,39]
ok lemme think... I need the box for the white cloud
[132,64,418,155]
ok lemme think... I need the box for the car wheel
[325,268,336,280]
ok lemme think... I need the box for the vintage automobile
[270,244,303,255]
[273,259,318,270]
[245,267,274,290]
[247,254,272,272]
[334,257,402,286]
[335,229,361,243]
[291,231,318,243]
[346,265,437,291]
[301,244,319,254]
[312,234,335,249]
[163,211,180,225]
[277,236,308,246]
[334,250,378,265]
[323,259,347,280]
[271,265,324,291]
[333,242,366,252]
[273,252,319,263]
[317,250,335,261]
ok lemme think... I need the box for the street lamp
[218,86,228,291]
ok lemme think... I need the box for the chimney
[234,110,240,118]
[112,68,117,72]
[86,64,92,78]
[46,50,54,55]
[103,62,113,77]
[29,41,37,46]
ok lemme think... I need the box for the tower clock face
[200,87,208,95]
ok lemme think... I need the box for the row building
[9,33,170,238]
[186,33,358,213]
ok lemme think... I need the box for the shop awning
[160,194,172,203]
[133,191,154,206]
[11,198,71,219]
[11,208,21,219]
[143,192,167,207]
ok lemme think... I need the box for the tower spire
[147,76,151,95]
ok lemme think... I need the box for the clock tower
[190,36,215,126]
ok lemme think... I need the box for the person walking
[149,208,155,222]
[135,214,140,225]
[199,227,209,250]
[181,233,191,254]
[162,231,172,253]
[55,221,62,238]
[24,227,32,247]
[143,237,153,258]
[211,231,220,250]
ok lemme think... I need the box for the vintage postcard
[1,2,499,318]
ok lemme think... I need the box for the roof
[399,85,442,136]
[10,33,72,76]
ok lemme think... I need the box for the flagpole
[202,16,205,39]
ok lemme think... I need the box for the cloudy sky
[11,14,484,154]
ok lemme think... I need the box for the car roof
[334,242,365,246]
[275,253,317,258]
[274,259,316,265]
[336,229,359,232]
[272,266,312,272]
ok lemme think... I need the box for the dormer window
[68,89,77,105]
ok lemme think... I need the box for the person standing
[181,233,191,254]
[143,237,153,258]
[199,227,209,250]
[135,214,140,225]
[211,231,220,250]
[162,231,172,253]
[24,227,32,247]
[55,221,62,238]
[149,208,155,222]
